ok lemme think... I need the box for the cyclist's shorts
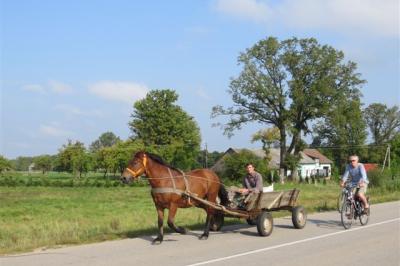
[354,184,368,195]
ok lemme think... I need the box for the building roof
[211,147,333,172]
[302,149,333,164]
[363,163,379,172]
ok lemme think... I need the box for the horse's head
[121,151,148,184]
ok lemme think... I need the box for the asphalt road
[1,201,399,266]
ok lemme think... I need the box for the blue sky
[1,0,399,159]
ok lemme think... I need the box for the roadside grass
[1,181,399,254]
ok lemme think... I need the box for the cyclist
[340,155,369,212]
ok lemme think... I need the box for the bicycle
[340,183,370,229]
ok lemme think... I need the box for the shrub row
[0,176,148,188]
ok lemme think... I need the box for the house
[211,148,333,180]
[300,149,333,178]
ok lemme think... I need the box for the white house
[211,148,332,180]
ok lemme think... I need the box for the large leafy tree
[212,37,364,178]
[33,155,52,174]
[364,103,400,145]
[89,131,121,152]
[129,89,201,170]
[312,99,367,170]
[56,140,91,178]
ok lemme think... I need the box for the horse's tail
[218,184,229,206]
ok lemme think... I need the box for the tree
[212,37,364,180]
[56,140,91,178]
[364,103,400,145]
[33,155,52,174]
[11,156,33,171]
[252,127,280,159]
[0,155,12,173]
[389,133,400,169]
[197,150,224,169]
[129,89,201,170]
[312,99,367,170]
[222,150,268,182]
[89,132,121,152]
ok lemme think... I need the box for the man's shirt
[342,163,369,186]
[243,172,263,193]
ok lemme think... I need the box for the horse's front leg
[153,206,164,244]
[167,204,187,235]
[199,208,212,240]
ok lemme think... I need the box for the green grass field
[1,181,399,254]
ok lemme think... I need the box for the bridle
[125,154,148,177]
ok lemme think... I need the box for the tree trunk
[279,126,286,184]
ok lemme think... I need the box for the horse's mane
[145,152,183,173]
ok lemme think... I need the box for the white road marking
[186,218,400,266]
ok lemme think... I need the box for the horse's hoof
[152,237,163,244]
[179,227,188,235]
[199,234,209,240]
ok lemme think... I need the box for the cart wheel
[246,218,257,226]
[292,206,307,229]
[209,212,224,231]
[257,212,273,237]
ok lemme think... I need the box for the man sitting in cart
[233,163,263,209]
[239,163,263,195]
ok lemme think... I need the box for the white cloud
[39,124,73,137]
[55,104,103,117]
[279,0,398,37]
[195,88,212,100]
[21,80,74,94]
[215,0,271,23]
[88,81,148,104]
[48,80,73,94]
[215,0,399,37]
[22,84,46,94]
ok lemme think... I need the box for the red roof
[363,163,379,172]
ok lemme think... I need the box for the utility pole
[382,144,390,172]
[205,143,208,168]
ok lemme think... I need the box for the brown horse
[121,151,228,244]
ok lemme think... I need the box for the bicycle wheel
[341,200,354,229]
[337,192,345,213]
[359,199,370,226]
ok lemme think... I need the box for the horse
[121,151,228,244]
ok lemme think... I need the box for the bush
[368,169,399,191]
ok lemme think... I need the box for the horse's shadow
[123,222,255,243]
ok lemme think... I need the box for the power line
[310,144,388,149]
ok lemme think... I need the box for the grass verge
[0,182,399,254]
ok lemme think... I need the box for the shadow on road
[307,218,342,228]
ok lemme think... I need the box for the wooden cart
[184,188,307,237]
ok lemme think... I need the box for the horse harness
[125,154,193,204]
[151,168,193,204]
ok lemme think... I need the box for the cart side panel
[258,191,284,209]
[279,189,300,207]
[258,189,300,210]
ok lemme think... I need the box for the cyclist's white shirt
[342,163,369,186]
